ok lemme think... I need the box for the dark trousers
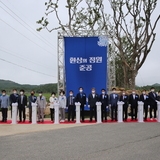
[123,105,128,120]
[1,108,8,121]
[144,104,148,120]
[80,105,85,121]
[29,107,32,121]
[50,108,54,121]
[150,104,157,118]
[68,105,75,121]
[131,106,137,119]
[111,105,117,121]
[19,106,26,121]
[90,105,97,121]
[101,104,107,121]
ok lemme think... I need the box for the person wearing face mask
[9,89,19,117]
[67,90,76,122]
[75,87,86,122]
[99,89,108,122]
[119,90,129,121]
[0,90,9,122]
[148,87,157,120]
[49,92,58,122]
[28,91,37,122]
[140,90,149,121]
[109,88,119,121]
[59,90,66,122]
[36,91,46,122]
[88,88,99,122]
[18,89,27,122]
[129,89,139,120]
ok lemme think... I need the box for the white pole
[96,102,102,124]
[117,101,124,123]
[138,101,144,123]
[31,103,37,124]
[54,103,59,124]
[157,101,160,122]
[11,102,18,124]
[75,102,81,124]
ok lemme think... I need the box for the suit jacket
[148,92,157,105]
[76,92,86,106]
[109,93,119,106]
[67,95,76,106]
[28,95,37,108]
[36,96,46,108]
[88,93,99,106]
[119,94,128,107]
[140,94,149,106]
[99,94,108,107]
[18,95,27,108]
[129,94,139,107]
[10,93,19,105]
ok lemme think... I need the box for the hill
[0,79,57,93]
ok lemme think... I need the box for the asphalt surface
[0,123,160,160]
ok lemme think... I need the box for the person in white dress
[58,90,66,122]
[49,92,58,122]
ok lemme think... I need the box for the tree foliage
[37,0,160,89]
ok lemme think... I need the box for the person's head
[158,91,160,95]
[132,89,136,94]
[79,87,83,93]
[2,90,6,95]
[51,92,56,97]
[112,88,116,93]
[13,89,17,94]
[31,91,35,95]
[60,90,65,96]
[150,87,155,92]
[101,89,106,94]
[39,91,43,96]
[122,90,126,95]
[91,88,96,94]
[69,90,73,96]
[20,89,24,95]
[142,90,146,95]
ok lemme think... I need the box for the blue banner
[64,36,107,98]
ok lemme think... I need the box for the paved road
[0,123,160,160]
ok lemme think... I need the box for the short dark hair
[51,92,56,95]
[101,88,106,91]
[2,90,6,93]
[20,89,25,92]
[79,87,83,90]
[60,90,65,95]
[69,90,73,93]
[150,87,155,90]
[13,89,17,91]
[39,91,43,93]
[112,88,116,91]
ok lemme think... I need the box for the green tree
[37,0,160,89]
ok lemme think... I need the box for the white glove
[106,106,108,108]
[88,105,90,108]
[148,105,150,108]
[25,106,27,108]
[109,104,111,107]
[129,104,131,107]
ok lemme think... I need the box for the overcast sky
[0,0,160,87]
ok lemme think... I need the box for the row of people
[0,86,159,122]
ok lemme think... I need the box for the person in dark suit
[76,87,86,122]
[9,89,19,117]
[99,89,108,122]
[109,88,119,121]
[67,90,76,121]
[88,88,99,122]
[18,89,27,122]
[148,87,157,120]
[129,90,139,120]
[140,90,149,121]
[28,91,37,122]
[119,90,129,121]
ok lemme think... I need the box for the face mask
[143,92,146,95]
[60,93,63,96]
[39,94,42,96]
[151,90,154,92]
[122,93,125,95]
[13,91,17,94]
[132,92,135,94]
[92,91,95,94]
[79,90,83,93]
[52,95,55,97]
[113,90,116,93]
[70,94,73,96]
[2,93,5,96]
[20,92,23,95]
[102,92,105,94]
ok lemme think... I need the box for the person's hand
[106,106,108,108]
[148,105,150,108]
[88,105,90,108]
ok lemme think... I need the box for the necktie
[21,96,23,104]
[81,94,82,98]
[113,94,115,99]
[70,96,72,105]
[123,96,124,100]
